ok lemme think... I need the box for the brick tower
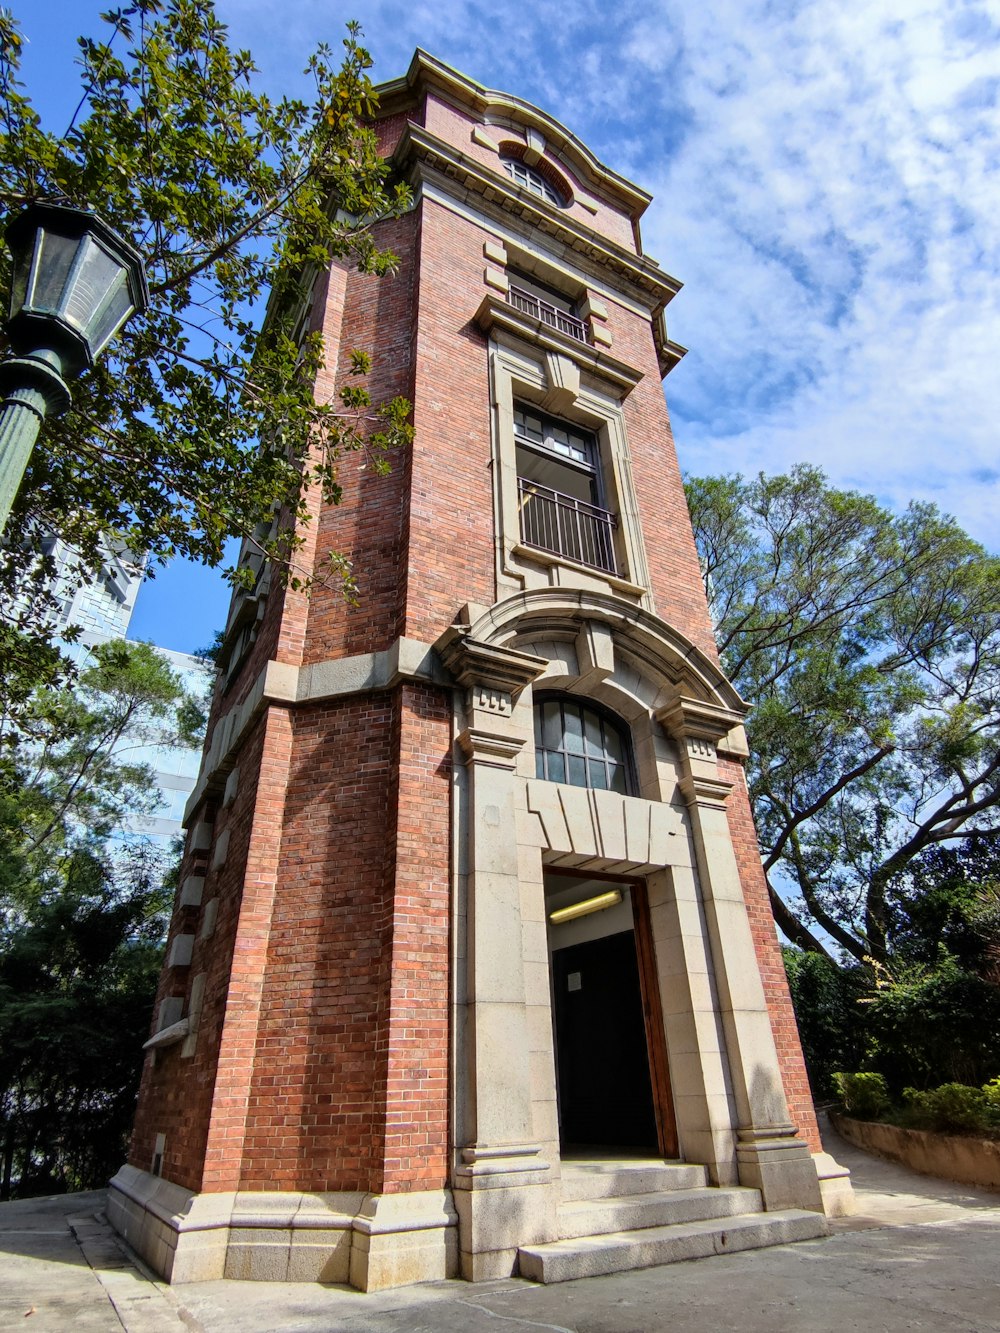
[109,51,851,1290]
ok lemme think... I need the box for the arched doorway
[545,870,677,1157]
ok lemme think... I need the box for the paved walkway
[2,1119,999,1332]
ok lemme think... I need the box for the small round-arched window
[501,154,568,208]
[533,695,632,794]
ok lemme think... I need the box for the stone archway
[437,592,823,1280]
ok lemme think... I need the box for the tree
[686,465,1000,966]
[0,846,168,1198]
[0,638,199,1196]
[0,1,413,717]
[1,638,203,864]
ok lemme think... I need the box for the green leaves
[0,3,413,707]
[687,465,1000,965]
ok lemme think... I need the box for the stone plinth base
[452,1145,555,1280]
[107,1166,457,1289]
[736,1127,826,1213]
[812,1150,856,1217]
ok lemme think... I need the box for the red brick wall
[377,683,452,1192]
[405,199,497,640]
[301,212,419,663]
[209,684,452,1194]
[611,301,721,663]
[130,711,281,1191]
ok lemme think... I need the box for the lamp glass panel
[8,230,37,318]
[87,268,133,355]
[63,235,124,339]
[30,230,79,312]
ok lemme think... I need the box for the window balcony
[507,284,588,343]
[518,477,617,574]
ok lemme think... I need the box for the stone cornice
[475,294,644,396]
[436,629,548,699]
[393,124,680,309]
[657,696,748,747]
[376,50,652,221]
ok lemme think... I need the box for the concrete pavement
[3,1118,999,1331]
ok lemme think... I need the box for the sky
[17,0,1000,654]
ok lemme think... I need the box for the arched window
[533,695,633,794]
[501,155,567,208]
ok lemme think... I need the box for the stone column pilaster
[438,632,554,1278]
[658,697,823,1213]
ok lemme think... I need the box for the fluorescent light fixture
[548,887,622,924]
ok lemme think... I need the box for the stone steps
[558,1160,709,1202]
[556,1184,764,1239]
[518,1208,828,1284]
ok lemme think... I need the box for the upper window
[501,155,567,208]
[534,696,632,794]
[515,405,617,574]
[506,269,587,343]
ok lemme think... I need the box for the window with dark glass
[515,404,617,574]
[534,696,632,794]
[501,156,566,207]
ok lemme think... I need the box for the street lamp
[0,202,149,531]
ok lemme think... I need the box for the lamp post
[0,202,149,531]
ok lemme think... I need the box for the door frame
[544,867,678,1159]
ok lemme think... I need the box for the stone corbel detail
[438,631,547,765]
[572,621,615,694]
[581,295,612,348]
[484,265,509,294]
[523,127,546,165]
[542,351,580,414]
[657,696,746,808]
[472,125,500,153]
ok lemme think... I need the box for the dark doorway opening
[546,873,677,1158]
[552,928,659,1152]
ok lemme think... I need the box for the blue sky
[17,0,1000,652]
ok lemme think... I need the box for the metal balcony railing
[518,477,617,574]
[507,284,587,343]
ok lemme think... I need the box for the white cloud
[627,0,1000,544]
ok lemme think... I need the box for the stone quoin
[108,50,853,1290]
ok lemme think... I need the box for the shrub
[832,1071,891,1119]
[903,1083,985,1132]
[901,1083,997,1134]
[861,956,1000,1090]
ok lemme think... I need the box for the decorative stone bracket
[657,695,747,808]
[437,629,548,766]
